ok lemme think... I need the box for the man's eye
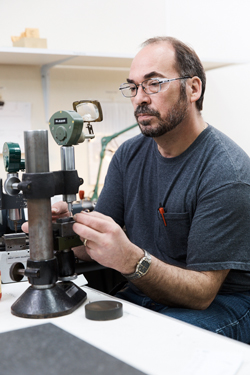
[149,81,159,87]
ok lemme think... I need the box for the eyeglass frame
[119,76,192,98]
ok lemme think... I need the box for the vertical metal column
[60,146,76,213]
[24,130,54,261]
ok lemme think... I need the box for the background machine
[0,142,28,283]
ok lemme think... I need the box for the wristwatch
[122,250,151,281]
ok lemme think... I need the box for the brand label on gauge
[54,118,67,124]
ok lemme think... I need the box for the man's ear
[188,76,202,104]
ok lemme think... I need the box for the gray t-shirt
[95,125,250,294]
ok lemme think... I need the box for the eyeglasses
[119,76,191,98]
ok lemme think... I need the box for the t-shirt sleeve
[187,182,250,272]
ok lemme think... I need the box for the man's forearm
[132,255,230,310]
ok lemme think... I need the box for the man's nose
[133,85,151,106]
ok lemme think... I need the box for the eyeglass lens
[120,79,168,98]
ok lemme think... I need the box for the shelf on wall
[0,47,241,70]
[0,47,134,69]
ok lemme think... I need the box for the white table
[1,280,250,375]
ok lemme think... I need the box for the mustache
[134,105,160,118]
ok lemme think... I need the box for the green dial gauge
[49,110,84,146]
[2,142,25,173]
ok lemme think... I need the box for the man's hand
[21,201,70,233]
[73,211,144,274]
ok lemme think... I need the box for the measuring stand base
[11,281,87,319]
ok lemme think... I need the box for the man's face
[129,42,189,138]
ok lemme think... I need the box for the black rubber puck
[85,300,123,321]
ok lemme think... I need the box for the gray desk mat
[0,322,147,375]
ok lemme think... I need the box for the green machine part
[2,142,25,173]
[91,123,138,201]
[49,110,84,146]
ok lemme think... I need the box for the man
[46,37,250,342]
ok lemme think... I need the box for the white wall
[166,0,250,62]
[203,63,250,155]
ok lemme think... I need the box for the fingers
[21,222,29,233]
[73,212,117,252]
[80,210,114,222]
[73,211,114,234]
[72,245,92,261]
[52,201,70,220]
[73,221,104,248]
[52,200,68,214]
[73,212,119,249]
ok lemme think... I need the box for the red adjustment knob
[79,190,85,200]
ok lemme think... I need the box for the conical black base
[11,281,87,319]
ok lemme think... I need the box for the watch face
[138,259,150,275]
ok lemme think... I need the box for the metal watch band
[122,250,151,281]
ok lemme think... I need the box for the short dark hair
[141,36,206,111]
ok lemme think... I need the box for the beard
[134,88,188,138]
